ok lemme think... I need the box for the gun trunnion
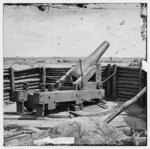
[13,41,110,117]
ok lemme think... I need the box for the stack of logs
[14,68,41,90]
[116,66,144,102]
[3,67,42,102]
[3,68,11,101]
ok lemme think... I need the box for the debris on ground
[4,117,128,146]
[4,101,146,146]
[33,137,74,146]
[47,117,127,145]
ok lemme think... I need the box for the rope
[102,68,117,84]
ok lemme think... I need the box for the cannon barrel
[70,41,110,78]
[58,41,110,84]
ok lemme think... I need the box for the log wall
[14,67,41,91]
[3,65,146,106]
[3,68,11,101]
[116,66,143,101]
[46,67,70,85]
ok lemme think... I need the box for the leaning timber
[104,87,146,124]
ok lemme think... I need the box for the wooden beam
[104,87,146,124]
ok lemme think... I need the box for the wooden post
[112,65,117,100]
[9,67,15,101]
[96,63,101,83]
[41,67,46,89]
[138,67,144,106]
[106,64,111,98]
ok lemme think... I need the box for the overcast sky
[4,3,146,58]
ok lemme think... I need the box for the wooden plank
[14,69,40,78]
[112,65,117,100]
[117,66,139,71]
[138,67,143,106]
[15,78,40,84]
[117,70,139,75]
[41,67,46,88]
[46,76,61,80]
[106,64,111,98]
[15,74,40,81]
[46,70,69,73]
[117,91,136,97]
[117,77,139,82]
[4,96,11,100]
[46,68,70,71]
[117,84,139,90]
[4,80,10,84]
[117,73,139,78]
[4,92,10,97]
[4,73,10,76]
[117,87,138,93]
[4,69,9,73]
[14,84,23,88]
[4,83,10,88]
[96,63,101,83]
[117,80,139,86]
[15,81,40,85]
[14,68,40,74]
[46,72,66,76]
[14,87,23,90]
[4,87,11,91]
[15,82,40,88]
[9,67,15,101]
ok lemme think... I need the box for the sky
[4,3,146,58]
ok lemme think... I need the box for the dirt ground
[4,56,143,71]
[3,100,146,146]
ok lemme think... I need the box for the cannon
[14,41,110,117]
[58,41,109,81]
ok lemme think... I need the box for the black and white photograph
[2,1,148,147]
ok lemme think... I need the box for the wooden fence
[3,65,146,105]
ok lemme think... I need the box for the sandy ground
[4,100,146,146]
[3,56,142,71]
